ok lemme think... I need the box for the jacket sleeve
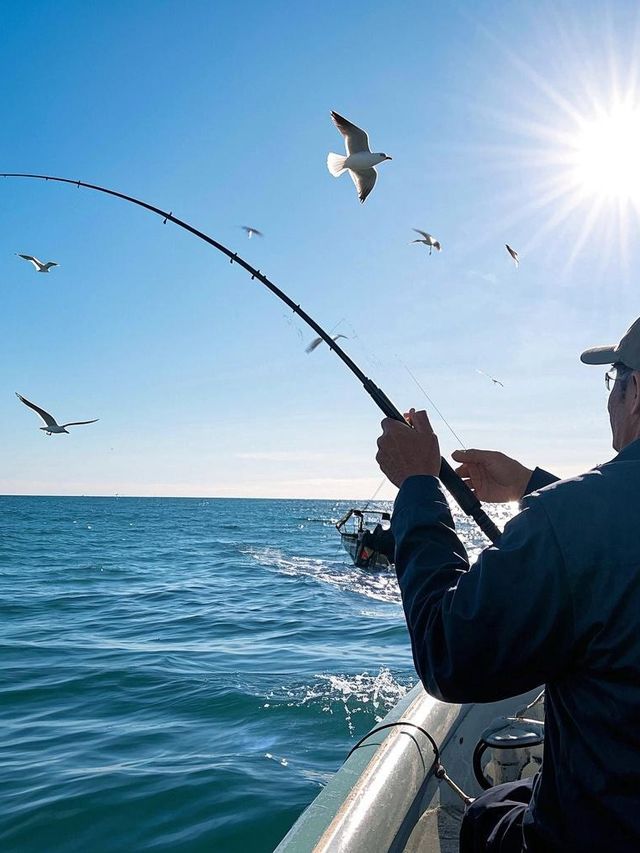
[523,467,560,496]
[392,475,576,703]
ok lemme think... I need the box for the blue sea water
[0,495,511,852]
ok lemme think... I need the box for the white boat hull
[277,683,542,852]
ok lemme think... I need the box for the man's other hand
[376,408,440,489]
[451,449,533,503]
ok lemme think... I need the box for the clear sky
[1,0,640,499]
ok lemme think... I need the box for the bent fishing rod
[2,172,501,545]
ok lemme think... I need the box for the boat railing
[335,509,391,536]
[276,683,544,852]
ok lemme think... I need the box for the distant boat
[335,508,393,570]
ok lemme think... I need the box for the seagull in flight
[15,393,99,435]
[327,111,392,203]
[305,333,348,354]
[476,369,504,388]
[411,229,441,254]
[240,226,263,239]
[505,244,519,267]
[17,254,59,273]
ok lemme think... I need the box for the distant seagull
[240,226,263,239]
[17,254,59,273]
[15,393,99,435]
[476,369,504,388]
[327,111,392,203]
[505,244,519,267]
[411,229,441,254]
[305,333,348,354]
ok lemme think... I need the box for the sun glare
[572,104,640,202]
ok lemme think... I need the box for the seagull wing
[349,168,377,204]
[505,244,519,266]
[305,336,323,354]
[330,111,371,155]
[61,419,99,428]
[332,334,348,342]
[476,370,503,387]
[15,392,58,427]
[18,254,44,271]
[412,229,430,240]
[43,262,58,270]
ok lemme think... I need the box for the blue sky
[1,0,640,498]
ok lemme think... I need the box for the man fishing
[375,316,640,852]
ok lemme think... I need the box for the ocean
[0,495,512,852]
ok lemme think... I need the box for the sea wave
[241,545,401,603]
[0,495,498,852]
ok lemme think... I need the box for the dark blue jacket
[391,439,640,852]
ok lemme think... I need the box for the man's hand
[376,408,440,488]
[451,449,533,503]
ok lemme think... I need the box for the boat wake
[241,546,401,603]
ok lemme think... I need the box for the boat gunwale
[275,683,465,852]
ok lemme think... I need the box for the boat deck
[403,802,464,853]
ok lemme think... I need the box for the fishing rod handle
[364,379,502,545]
[439,460,502,545]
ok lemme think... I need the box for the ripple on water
[241,545,401,603]
[0,495,512,852]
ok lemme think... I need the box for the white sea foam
[264,752,289,767]
[266,667,414,734]
[241,546,401,603]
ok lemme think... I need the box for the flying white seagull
[240,226,263,239]
[505,244,519,267]
[327,111,392,203]
[476,369,504,388]
[305,333,348,354]
[15,393,99,435]
[411,229,441,254]
[17,254,59,273]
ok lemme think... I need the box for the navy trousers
[459,778,534,853]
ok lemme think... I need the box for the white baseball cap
[581,317,640,370]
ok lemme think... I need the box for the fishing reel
[472,691,545,790]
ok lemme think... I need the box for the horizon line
[0,492,395,502]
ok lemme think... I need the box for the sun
[483,91,640,272]
[571,103,640,203]
[458,8,640,275]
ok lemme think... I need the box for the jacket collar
[611,437,640,464]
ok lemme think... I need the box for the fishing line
[361,477,388,512]
[1,172,501,545]
[323,319,387,514]
[281,311,304,342]
[397,358,467,450]
[340,318,384,371]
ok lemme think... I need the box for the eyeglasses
[605,368,617,391]
[605,365,630,391]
